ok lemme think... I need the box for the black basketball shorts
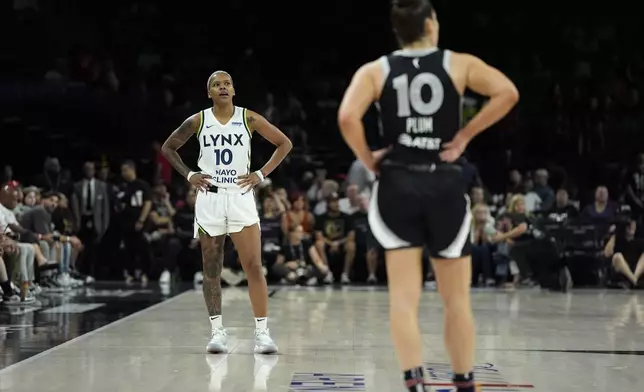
[368,165,472,259]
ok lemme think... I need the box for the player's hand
[189,238,200,249]
[439,134,469,163]
[189,172,213,193]
[135,221,144,231]
[368,146,391,173]
[237,172,263,193]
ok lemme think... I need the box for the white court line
[0,289,195,375]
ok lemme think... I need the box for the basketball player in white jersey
[162,70,292,354]
[338,1,518,391]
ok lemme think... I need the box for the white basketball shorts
[194,188,260,237]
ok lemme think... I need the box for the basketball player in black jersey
[338,1,519,391]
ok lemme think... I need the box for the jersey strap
[195,110,205,138]
[241,108,252,138]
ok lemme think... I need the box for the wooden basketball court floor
[1,286,643,391]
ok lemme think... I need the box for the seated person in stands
[314,193,355,284]
[148,181,176,283]
[0,233,22,304]
[547,189,578,222]
[273,224,331,285]
[351,194,380,284]
[22,191,82,287]
[13,186,39,220]
[260,196,283,259]
[52,192,87,281]
[604,219,644,289]
[282,193,315,239]
[581,185,617,222]
[168,187,201,283]
[470,204,498,287]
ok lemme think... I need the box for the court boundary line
[0,289,195,375]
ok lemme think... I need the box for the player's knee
[245,262,264,280]
[612,253,624,265]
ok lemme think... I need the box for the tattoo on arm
[247,115,256,130]
[201,236,225,316]
[162,115,199,178]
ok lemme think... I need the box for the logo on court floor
[425,362,534,391]
[289,373,366,391]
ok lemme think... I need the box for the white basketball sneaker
[206,327,228,354]
[254,328,278,354]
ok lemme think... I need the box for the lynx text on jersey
[202,133,245,184]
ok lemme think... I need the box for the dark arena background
[1,1,644,391]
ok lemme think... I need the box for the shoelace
[211,328,227,338]
[255,329,271,338]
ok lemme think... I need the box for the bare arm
[275,254,285,265]
[454,53,519,142]
[149,211,171,226]
[161,113,201,179]
[337,61,381,170]
[604,235,616,258]
[308,245,327,270]
[246,110,292,177]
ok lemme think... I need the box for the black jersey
[377,48,461,165]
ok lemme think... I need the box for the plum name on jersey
[406,116,433,134]
[202,133,244,147]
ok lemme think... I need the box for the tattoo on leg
[202,238,224,316]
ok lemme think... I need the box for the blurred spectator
[148,181,176,284]
[21,192,82,287]
[350,194,380,284]
[260,196,283,258]
[339,184,360,215]
[0,238,22,304]
[346,159,376,197]
[168,188,202,284]
[13,186,39,220]
[534,169,555,211]
[152,141,173,186]
[604,219,644,289]
[625,153,644,219]
[470,204,498,287]
[282,194,315,239]
[507,170,523,195]
[32,157,72,196]
[272,187,289,212]
[70,161,110,276]
[306,168,328,204]
[314,193,355,284]
[116,160,153,284]
[470,186,487,207]
[312,179,340,215]
[581,185,618,223]
[523,177,542,213]
[547,189,579,222]
[272,224,331,286]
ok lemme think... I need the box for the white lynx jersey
[196,106,252,189]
